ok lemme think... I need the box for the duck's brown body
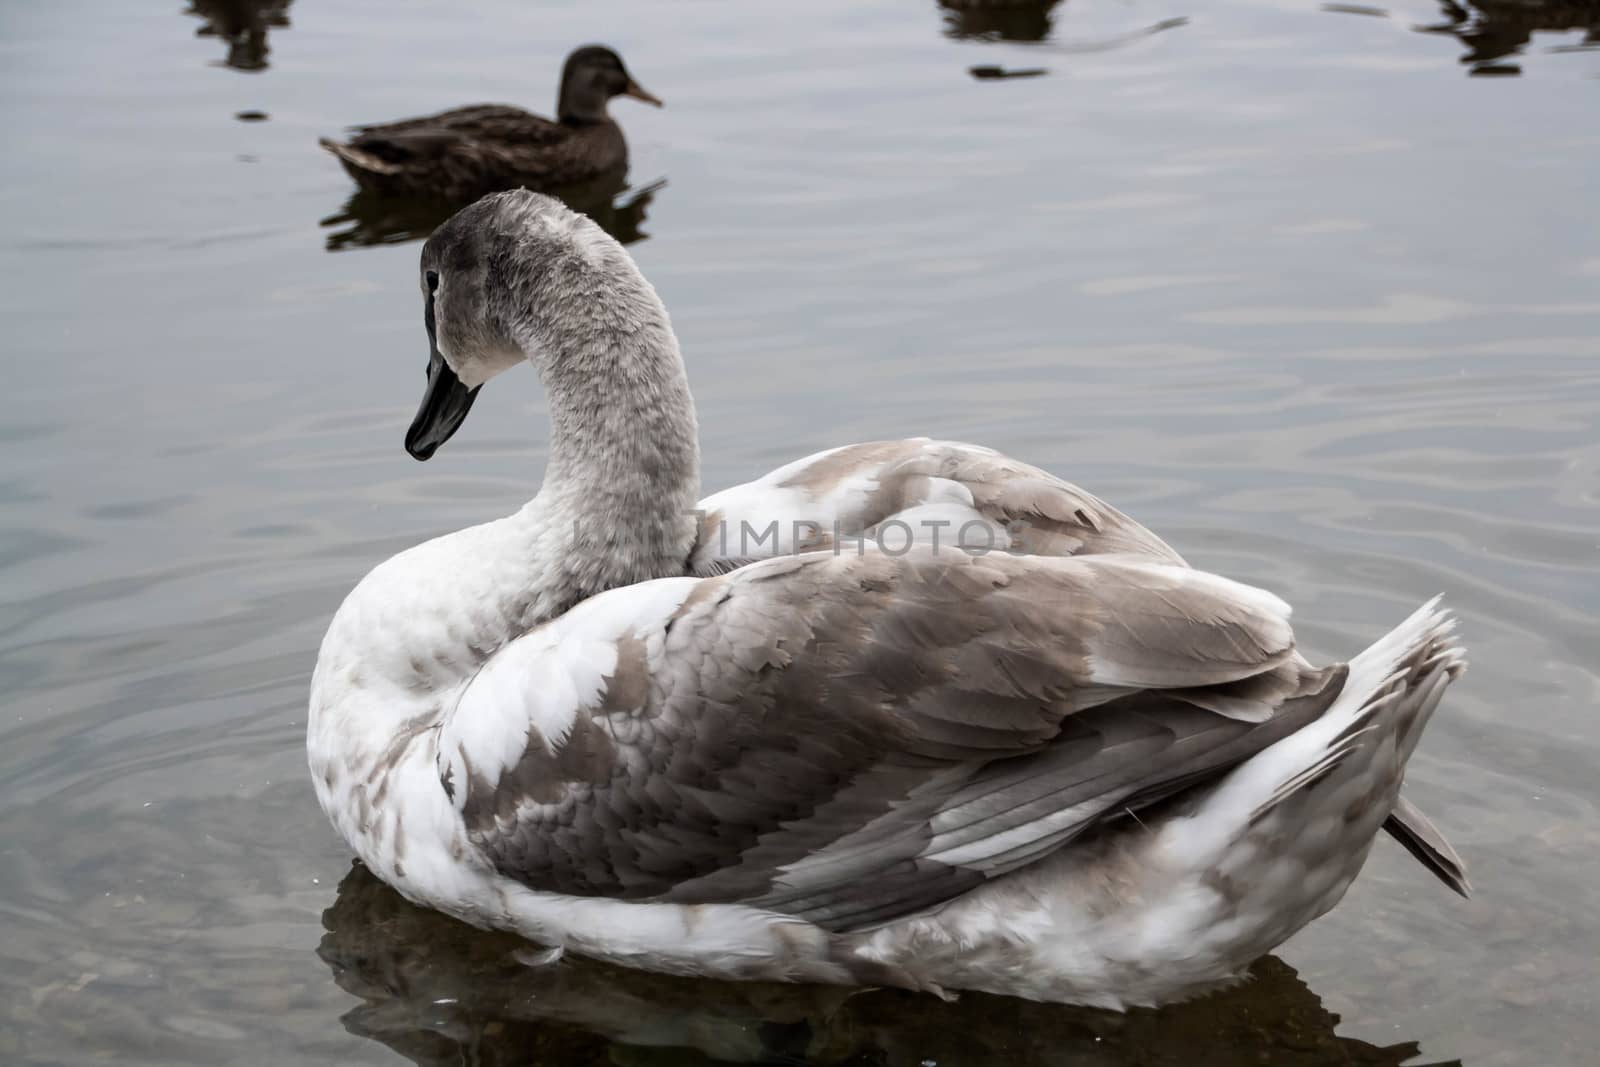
[320,108,628,202]
[319,45,658,203]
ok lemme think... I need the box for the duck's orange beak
[623,80,663,108]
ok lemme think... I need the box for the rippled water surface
[2,1,1598,1064]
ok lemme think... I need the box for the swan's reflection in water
[320,169,665,252]
[319,862,1461,1067]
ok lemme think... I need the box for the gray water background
[1,1,1598,1064]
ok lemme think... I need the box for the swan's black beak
[405,347,479,461]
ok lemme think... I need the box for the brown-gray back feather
[447,549,1332,931]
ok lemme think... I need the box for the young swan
[308,190,1467,1008]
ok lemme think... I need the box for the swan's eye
[425,270,440,294]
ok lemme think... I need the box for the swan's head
[558,45,662,122]
[406,189,644,461]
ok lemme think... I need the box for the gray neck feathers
[506,232,701,610]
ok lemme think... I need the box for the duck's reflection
[1419,0,1600,76]
[319,168,665,252]
[184,0,293,72]
[938,0,1065,43]
[319,861,1460,1067]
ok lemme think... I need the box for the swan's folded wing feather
[439,550,1332,931]
[689,439,1183,578]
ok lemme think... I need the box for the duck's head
[404,189,653,461]
[557,45,662,123]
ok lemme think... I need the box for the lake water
[2,1,1598,1064]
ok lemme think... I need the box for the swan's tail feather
[1384,793,1471,898]
[1186,598,1467,905]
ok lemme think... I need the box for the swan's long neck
[307,210,701,803]
[512,252,701,618]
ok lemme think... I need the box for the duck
[308,189,1469,1009]
[318,45,661,202]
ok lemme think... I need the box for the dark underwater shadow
[183,0,294,72]
[318,861,1463,1067]
[1416,0,1600,76]
[938,0,1066,43]
[319,168,666,253]
[937,0,1190,81]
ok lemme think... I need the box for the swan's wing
[438,549,1336,932]
[689,439,1183,578]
